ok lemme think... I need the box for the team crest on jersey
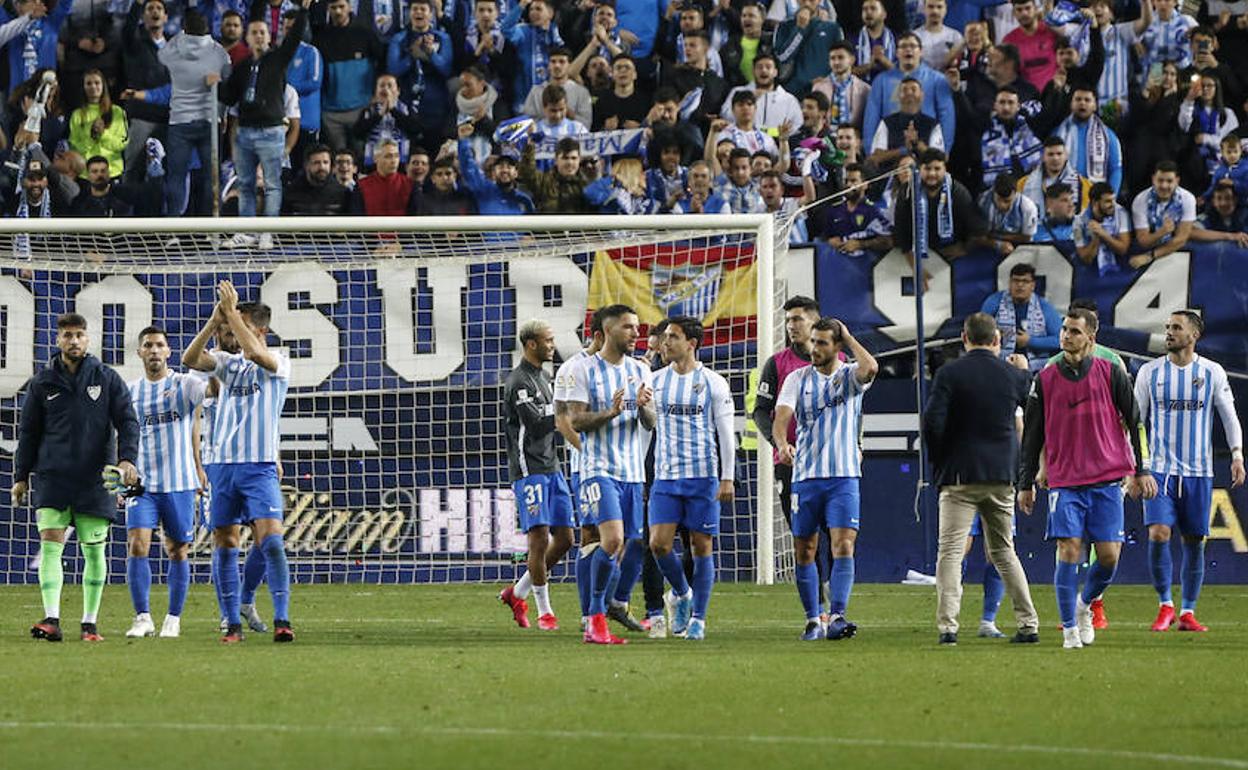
[1192,377,1204,390]
[87,385,101,401]
[651,262,722,318]
[691,381,704,394]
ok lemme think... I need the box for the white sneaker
[648,615,668,639]
[257,233,274,250]
[1076,598,1095,645]
[1062,625,1084,649]
[219,616,229,633]
[126,613,156,638]
[978,620,1006,638]
[159,615,181,638]
[241,603,269,633]
[223,233,258,249]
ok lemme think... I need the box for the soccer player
[566,304,656,645]
[184,282,294,643]
[500,320,576,631]
[1018,308,1155,649]
[124,326,208,639]
[649,317,736,640]
[1135,311,1245,632]
[14,313,140,642]
[773,318,878,641]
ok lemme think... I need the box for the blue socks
[795,561,820,621]
[260,534,291,622]
[655,550,691,597]
[167,558,190,617]
[1055,560,1080,628]
[241,545,267,605]
[1181,540,1205,613]
[828,557,854,616]
[589,547,617,616]
[213,546,241,626]
[692,555,714,619]
[612,538,645,604]
[127,556,151,614]
[981,563,1005,623]
[576,549,593,616]
[1081,560,1117,605]
[1149,539,1174,604]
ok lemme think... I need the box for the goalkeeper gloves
[101,464,145,498]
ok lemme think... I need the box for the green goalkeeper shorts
[36,508,110,544]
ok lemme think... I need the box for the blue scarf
[934,174,954,243]
[529,22,562,93]
[1146,189,1184,243]
[981,116,1042,185]
[1077,206,1124,276]
[1058,114,1109,183]
[987,193,1028,235]
[829,74,853,124]
[995,292,1047,364]
[20,22,42,81]
[856,27,895,73]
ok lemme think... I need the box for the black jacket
[281,173,352,215]
[223,5,308,127]
[923,348,1030,487]
[15,353,140,519]
[120,0,171,124]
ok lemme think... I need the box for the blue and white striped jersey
[128,371,208,493]
[777,362,871,482]
[1139,12,1197,78]
[1096,22,1137,105]
[1136,354,1243,478]
[209,350,291,465]
[567,353,653,483]
[199,395,218,466]
[554,349,590,475]
[652,363,736,482]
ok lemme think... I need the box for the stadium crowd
[0,0,1245,256]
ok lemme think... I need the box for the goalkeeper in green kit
[11,313,140,642]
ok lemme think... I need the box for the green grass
[1,582,1246,770]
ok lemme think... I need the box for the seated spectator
[522,46,591,126]
[645,135,688,210]
[1191,180,1248,247]
[519,135,594,213]
[671,159,731,214]
[1033,182,1077,244]
[862,32,955,158]
[811,42,869,131]
[592,55,650,130]
[68,70,127,180]
[502,0,565,114]
[282,143,351,215]
[316,0,385,155]
[773,0,843,97]
[978,173,1038,256]
[1130,160,1197,268]
[720,54,802,133]
[1178,73,1239,183]
[456,122,535,215]
[354,73,421,168]
[352,138,413,214]
[1054,86,1122,193]
[585,156,662,214]
[387,0,452,153]
[334,147,359,190]
[853,0,896,84]
[979,262,1062,369]
[406,146,430,187]
[979,85,1043,188]
[1072,180,1132,274]
[661,30,728,135]
[1204,134,1248,204]
[715,91,779,157]
[1138,0,1197,76]
[71,155,133,216]
[413,157,477,215]
[1002,0,1059,93]
[894,148,987,260]
[915,0,963,72]
[822,163,892,256]
[868,76,944,171]
[4,149,70,217]
[715,147,766,213]
[1018,136,1091,213]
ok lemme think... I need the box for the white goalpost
[0,214,793,586]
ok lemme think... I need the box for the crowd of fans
[0,0,1245,259]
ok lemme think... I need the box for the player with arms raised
[648,317,735,640]
[123,326,208,639]
[773,318,878,641]
[184,282,294,643]
[501,320,576,630]
[1135,310,1244,632]
[566,305,656,645]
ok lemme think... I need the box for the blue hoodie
[457,139,534,215]
[0,0,71,92]
[287,40,323,131]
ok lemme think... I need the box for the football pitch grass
[2,583,1247,770]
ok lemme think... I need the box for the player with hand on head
[123,326,208,639]
[566,304,656,644]
[1135,311,1244,632]
[183,281,293,643]
[773,318,878,641]
[649,317,735,640]
[1018,308,1155,649]
[501,320,577,631]
[14,313,140,642]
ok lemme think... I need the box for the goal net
[0,215,793,587]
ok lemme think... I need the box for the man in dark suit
[923,312,1039,646]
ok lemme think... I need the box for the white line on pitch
[0,721,1245,768]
